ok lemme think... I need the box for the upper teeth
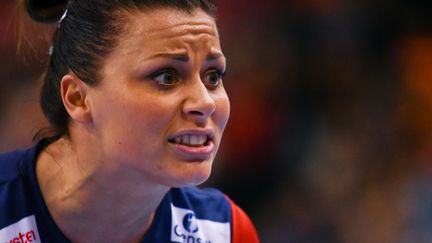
[174,135,208,146]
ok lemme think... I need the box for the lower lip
[169,141,215,161]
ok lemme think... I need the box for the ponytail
[25,0,68,23]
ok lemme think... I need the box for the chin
[170,162,213,187]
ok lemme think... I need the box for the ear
[60,74,92,123]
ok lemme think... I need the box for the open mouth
[168,134,212,147]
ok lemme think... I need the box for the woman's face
[87,8,229,187]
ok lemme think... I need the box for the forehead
[118,7,220,51]
[129,7,217,35]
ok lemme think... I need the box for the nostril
[189,111,204,116]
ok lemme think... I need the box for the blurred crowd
[2,0,432,242]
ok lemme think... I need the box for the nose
[182,80,216,124]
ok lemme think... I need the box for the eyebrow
[142,52,225,62]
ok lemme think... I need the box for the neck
[36,138,169,243]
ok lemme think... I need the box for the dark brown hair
[23,0,216,142]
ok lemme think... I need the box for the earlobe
[61,74,92,123]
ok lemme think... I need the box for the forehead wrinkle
[119,8,219,50]
[124,8,218,39]
[121,19,219,54]
[144,23,218,41]
[116,26,218,59]
[145,20,216,33]
[136,28,221,61]
[111,9,221,68]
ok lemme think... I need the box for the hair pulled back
[23,0,216,142]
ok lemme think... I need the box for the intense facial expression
[87,8,230,187]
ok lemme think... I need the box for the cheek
[118,99,172,139]
[214,93,230,131]
[92,90,173,148]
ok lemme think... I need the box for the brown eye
[150,69,179,86]
[204,70,225,89]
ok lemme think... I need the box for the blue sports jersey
[0,142,259,243]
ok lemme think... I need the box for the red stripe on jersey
[225,196,260,243]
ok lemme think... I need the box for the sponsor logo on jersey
[182,213,199,234]
[0,215,41,243]
[170,204,231,243]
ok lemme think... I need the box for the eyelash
[207,69,226,88]
[149,68,180,86]
[148,68,226,89]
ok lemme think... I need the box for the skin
[36,7,229,243]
